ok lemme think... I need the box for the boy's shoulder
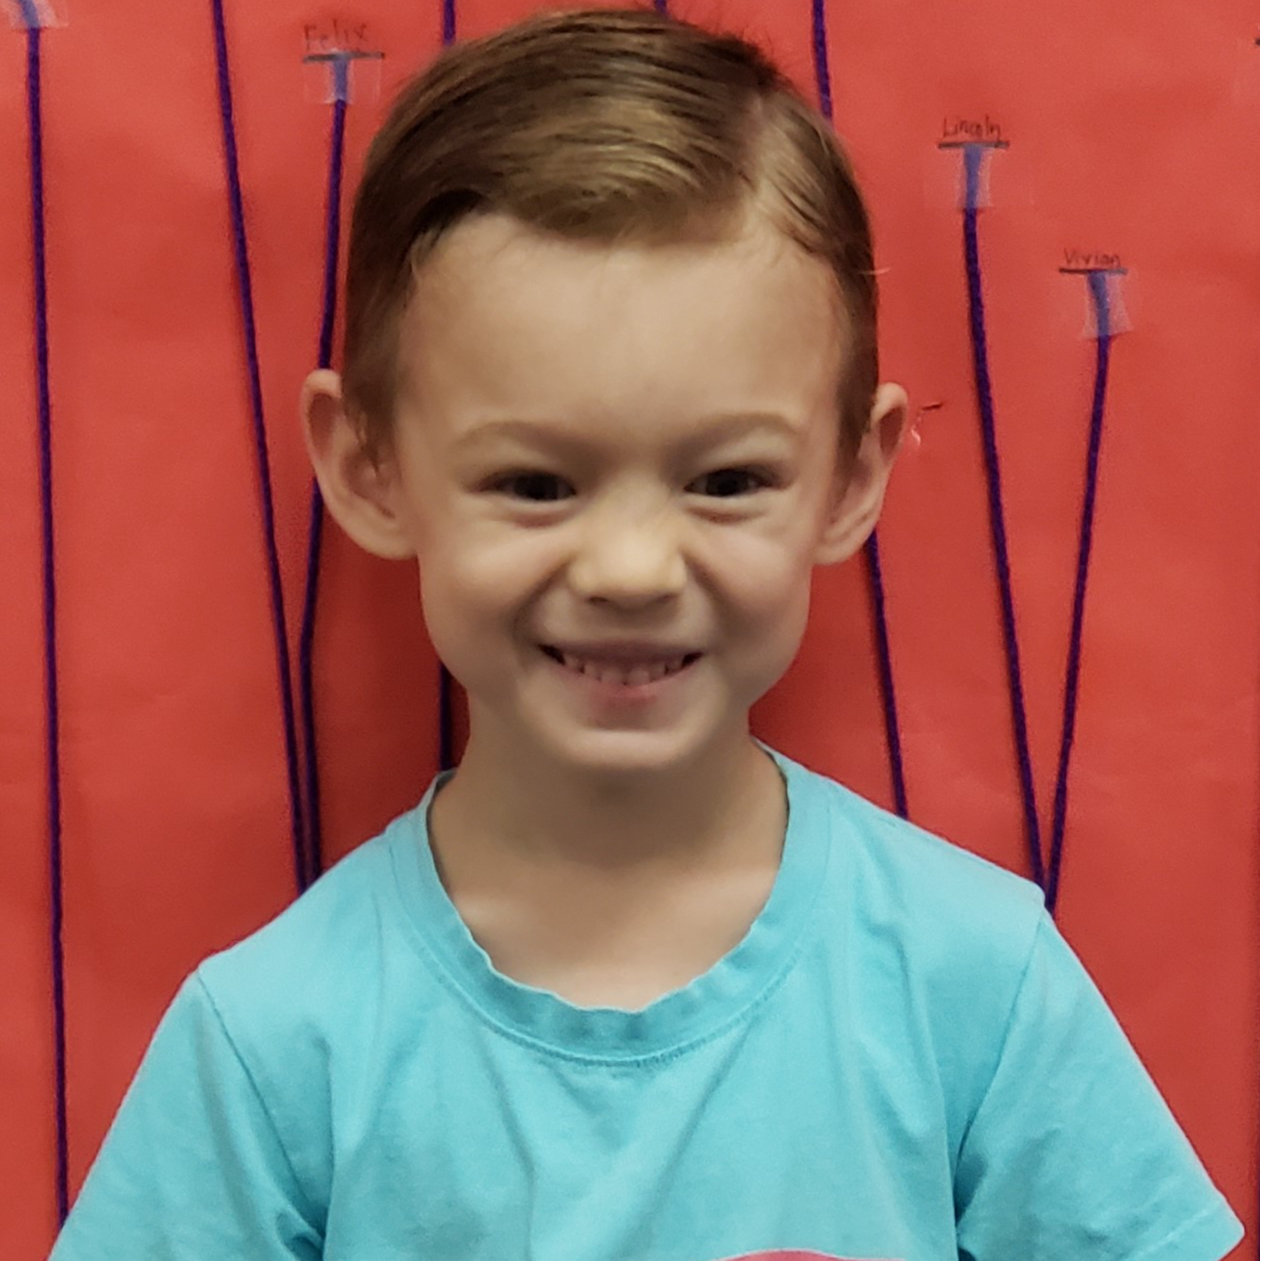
[777,746,1048,971]
[783,746,1044,906]
[782,750,1053,1098]
[195,804,422,1032]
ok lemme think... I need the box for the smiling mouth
[539,645,702,684]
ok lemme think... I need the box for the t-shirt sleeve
[954,909,1245,1261]
[48,972,324,1260]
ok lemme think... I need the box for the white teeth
[559,653,687,684]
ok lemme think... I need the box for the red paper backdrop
[1,1,1256,1257]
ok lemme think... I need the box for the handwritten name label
[941,114,1006,143]
[1063,249,1123,270]
[303,19,371,55]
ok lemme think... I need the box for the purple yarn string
[300,492,326,878]
[811,0,833,123]
[1045,272,1112,917]
[864,535,909,816]
[812,0,907,816]
[961,144,1045,893]
[211,0,311,893]
[26,18,70,1227]
[439,667,456,772]
[297,75,349,883]
[435,0,459,772]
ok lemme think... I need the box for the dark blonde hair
[342,4,879,467]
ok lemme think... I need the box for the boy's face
[306,210,906,778]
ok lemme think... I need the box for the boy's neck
[424,726,788,1007]
[428,724,784,883]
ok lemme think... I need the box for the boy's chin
[530,722,737,778]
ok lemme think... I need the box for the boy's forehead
[395,211,847,426]
[409,205,836,318]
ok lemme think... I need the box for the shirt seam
[192,969,325,1230]
[1124,1197,1244,1261]
[385,766,829,1068]
[952,903,1049,1165]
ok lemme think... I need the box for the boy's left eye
[692,467,773,498]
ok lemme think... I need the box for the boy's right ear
[300,370,417,560]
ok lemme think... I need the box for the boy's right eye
[489,472,573,502]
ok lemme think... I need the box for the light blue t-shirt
[50,742,1244,1261]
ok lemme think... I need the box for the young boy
[51,7,1244,1259]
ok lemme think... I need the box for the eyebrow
[454,412,802,452]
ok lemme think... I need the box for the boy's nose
[566,506,688,606]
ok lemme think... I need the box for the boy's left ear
[813,383,911,566]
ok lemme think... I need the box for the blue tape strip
[15,0,45,30]
[331,53,350,103]
[963,142,984,211]
[1087,268,1111,340]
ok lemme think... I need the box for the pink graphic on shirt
[713,1252,902,1261]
